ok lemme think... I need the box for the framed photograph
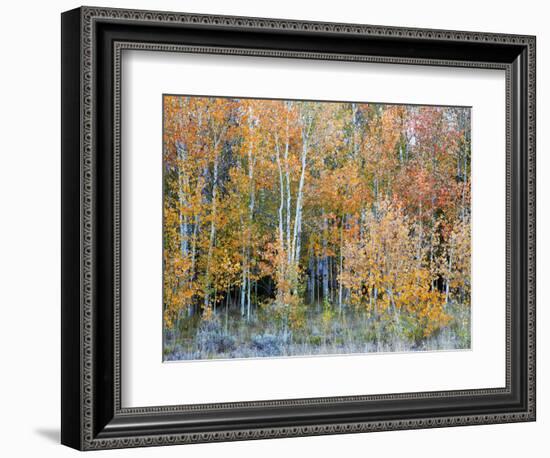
[61,6,536,450]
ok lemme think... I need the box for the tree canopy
[162,96,471,360]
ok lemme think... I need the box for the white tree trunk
[308,247,315,304]
[322,215,329,300]
[176,142,189,258]
[241,220,246,317]
[284,115,292,265]
[245,107,256,320]
[204,152,219,310]
[292,124,309,265]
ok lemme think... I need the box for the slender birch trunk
[203,153,219,311]
[284,107,292,265]
[176,142,189,258]
[246,107,256,321]
[308,247,315,304]
[291,114,311,266]
[445,235,454,307]
[176,141,191,318]
[322,215,329,301]
[225,285,230,333]
[241,224,246,317]
[188,213,199,317]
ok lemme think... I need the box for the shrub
[250,334,283,357]
[196,319,236,355]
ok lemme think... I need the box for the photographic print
[162,95,471,361]
[62,9,536,448]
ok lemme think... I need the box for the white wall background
[0,0,545,456]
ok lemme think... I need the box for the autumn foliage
[162,96,471,360]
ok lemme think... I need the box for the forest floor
[163,303,470,361]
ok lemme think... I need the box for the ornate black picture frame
[61,6,536,450]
